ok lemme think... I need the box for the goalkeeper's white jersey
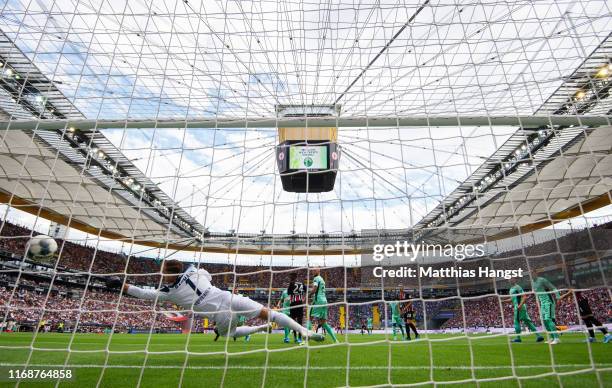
[127,266,224,316]
[126,266,262,325]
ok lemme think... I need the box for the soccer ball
[27,235,58,258]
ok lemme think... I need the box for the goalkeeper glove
[105,276,124,290]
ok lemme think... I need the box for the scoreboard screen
[289,145,328,169]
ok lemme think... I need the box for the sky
[0,0,610,265]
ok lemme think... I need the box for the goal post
[0,0,611,385]
[0,115,610,131]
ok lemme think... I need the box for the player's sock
[526,321,542,341]
[322,323,338,342]
[525,319,537,332]
[233,324,269,338]
[293,330,303,343]
[543,319,558,339]
[284,327,290,341]
[270,310,309,337]
[400,325,406,340]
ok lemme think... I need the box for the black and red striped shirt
[287,281,306,305]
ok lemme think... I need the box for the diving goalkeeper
[106,260,323,341]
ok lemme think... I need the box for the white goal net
[0,0,611,387]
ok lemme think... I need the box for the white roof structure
[418,125,612,245]
[0,130,200,246]
[0,0,610,255]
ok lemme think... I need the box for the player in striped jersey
[401,297,419,340]
[563,290,611,343]
[287,272,306,344]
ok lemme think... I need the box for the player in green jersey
[532,276,561,344]
[367,317,373,335]
[308,268,338,343]
[277,289,292,343]
[233,288,251,342]
[389,295,406,341]
[509,281,544,343]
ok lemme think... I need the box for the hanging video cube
[275,105,341,193]
[276,139,340,193]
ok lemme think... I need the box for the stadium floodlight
[595,63,611,78]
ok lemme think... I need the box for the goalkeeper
[107,260,323,342]
[532,275,561,344]
[509,280,543,343]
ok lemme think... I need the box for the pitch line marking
[1,363,610,371]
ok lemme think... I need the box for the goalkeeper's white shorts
[204,290,263,336]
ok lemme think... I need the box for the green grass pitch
[0,332,610,387]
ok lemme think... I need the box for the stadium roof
[0,0,610,256]
[416,124,612,244]
[0,31,206,248]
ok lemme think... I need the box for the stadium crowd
[0,283,182,333]
[1,220,362,288]
[1,219,611,333]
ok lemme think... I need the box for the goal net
[0,0,611,387]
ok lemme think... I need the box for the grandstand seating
[1,220,610,332]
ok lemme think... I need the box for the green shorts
[514,308,530,322]
[392,316,403,326]
[310,305,328,320]
[539,301,555,321]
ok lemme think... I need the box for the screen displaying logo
[289,146,328,169]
